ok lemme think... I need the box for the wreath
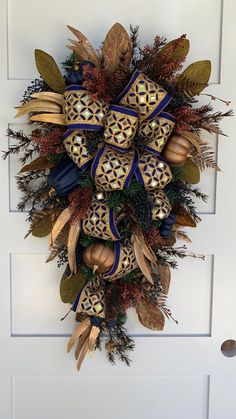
[4,23,232,371]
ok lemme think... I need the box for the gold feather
[66,25,100,67]
[133,238,154,284]
[31,92,63,106]
[88,326,100,357]
[50,208,72,246]
[77,341,89,371]
[15,100,61,118]
[133,232,157,266]
[30,113,66,125]
[67,220,81,274]
[67,318,91,353]
[75,327,91,360]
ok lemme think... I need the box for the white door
[1,0,236,418]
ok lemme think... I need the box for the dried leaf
[46,224,69,263]
[67,220,81,274]
[35,49,66,93]
[20,156,55,173]
[181,158,200,184]
[88,325,100,357]
[175,229,192,243]
[67,318,91,352]
[193,143,220,171]
[103,23,132,72]
[31,92,63,106]
[67,25,100,67]
[158,38,189,62]
[30,113,65,125]
[175,209,197,228]
[32,215,53,238]
[133,238,154,284]
[136,299,165,331]
[177,60,211,96]
[77,341,89,371]
[50,208,72,245]
[158,264,171,295]
[15,100,61,118]
[75,327,91,359]
[60,268,87,304]
[176,129,201,152]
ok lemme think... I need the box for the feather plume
[66,25,100,67]
[67,318,91,353]
[67,220,81,274]
[50,208,72,246]
[88,326,100,357]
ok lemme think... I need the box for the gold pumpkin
[162,134,192,165]
[83,243,115,274]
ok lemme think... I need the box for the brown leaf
[133,238,154,284]
[136,299,165,331]
[20,156,55,173]
[67,25,100,67]
[35,49,66,93]
[32,215,53,238]
[175,209,196,228]
[60,268,87,304]
[103,23,132,72]
[181,158,200,184]
[158,264,171,295]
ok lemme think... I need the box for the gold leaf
[31,92,63,106]
[30,113,65,125]
[133,238,154,284]
[136,299,165,331]
[60,268,87,304]
[32,215,53,238]
[20,156,55,173]
[67,25,100,67]
[175,209,197,228]
[67,318,91,353]
[50,207,72,245]
[158,264,171,295]
[177,60,211,96]
[103,23,132,72]
[35,49,66,93]
[176,129,201,152]
[158,38,189,62]
[15,100,61,118]
[181,158,200,184]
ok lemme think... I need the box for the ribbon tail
[67,318,91,353]
[68,219,81,274]
[75,326,92,360]
[50,207,72,247]
[88,326,100,357]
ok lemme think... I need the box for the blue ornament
[47,156,81,196]
[159,213,176,239]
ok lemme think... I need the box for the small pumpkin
[162,134,192,165]
[83,243,115,273]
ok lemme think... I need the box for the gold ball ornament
[83,243,115,274]
[162,134,192,165]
